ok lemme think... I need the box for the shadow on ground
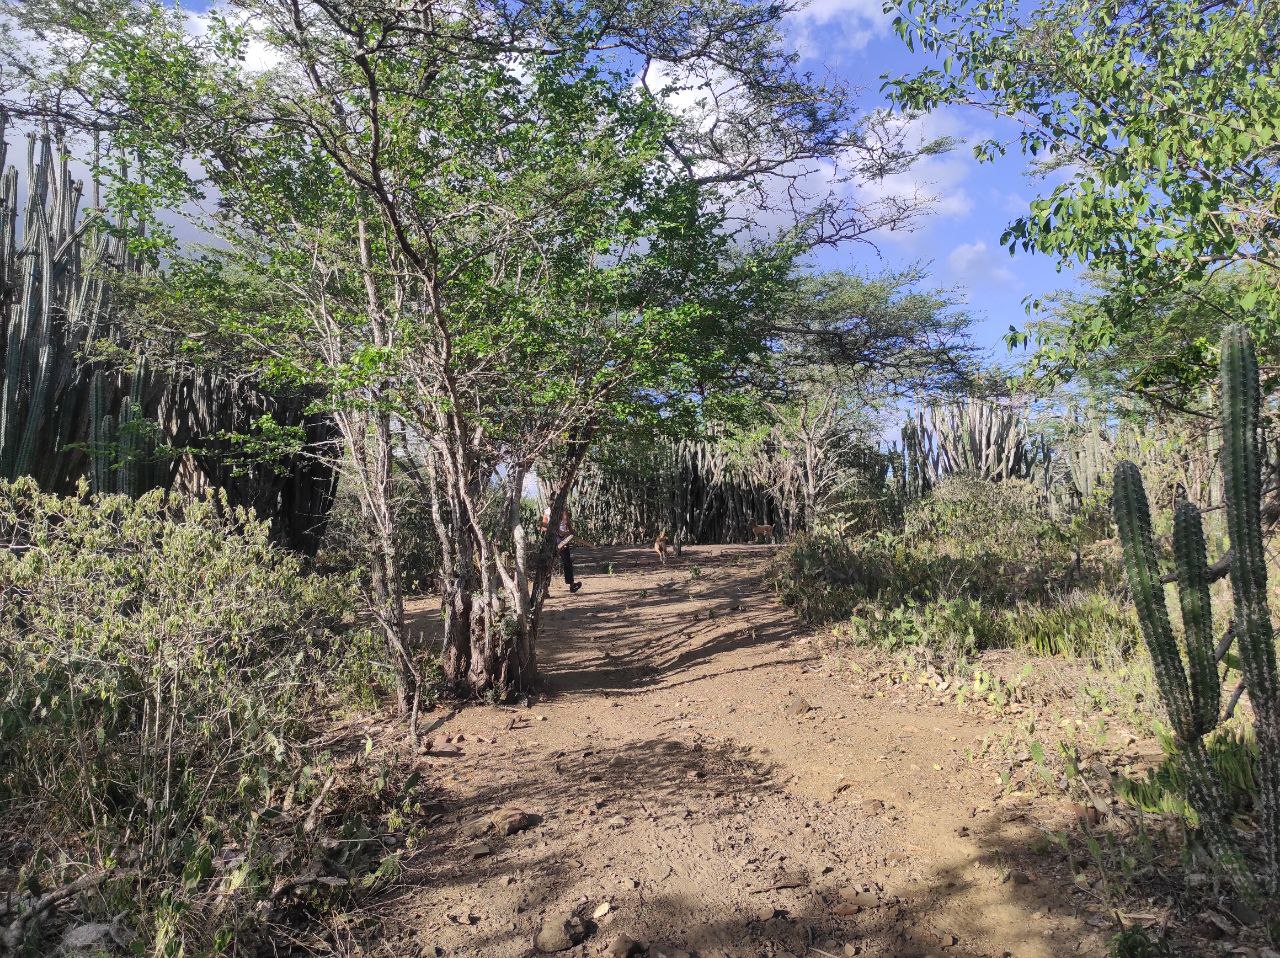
[365,732,1108,957]
[372,545,1112,958]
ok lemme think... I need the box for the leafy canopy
[886,0,1280,391]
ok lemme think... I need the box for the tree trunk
[338,407,417,715]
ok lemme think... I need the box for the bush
[846,596,1008,661]
[778,474,1132,664]
[319,475,442,593]
[902,476,1075,602]
[0,479,395,954]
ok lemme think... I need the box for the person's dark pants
[561,547,575,585]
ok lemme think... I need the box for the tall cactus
[1114,461,1251,893]
[89,360,162,496]
[1222,324,1280,893]
[0,112,129,490]
[900,399,1046,493]
[0,117,334,550]
[1114,323,1280,902]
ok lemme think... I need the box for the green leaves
[888,0,1280,371]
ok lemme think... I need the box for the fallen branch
[0,871,110,952]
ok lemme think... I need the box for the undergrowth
[0,478,412,955]
[777,475,1136,666]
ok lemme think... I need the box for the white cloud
[947,239,1017,288]
[185,4,282,73]
[788,0,889,57]
[997,190,1030,215]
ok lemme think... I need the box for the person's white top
[542,507,570,535]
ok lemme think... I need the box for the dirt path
[390,546,1109,958]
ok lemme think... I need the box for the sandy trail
[390,545,1107,958]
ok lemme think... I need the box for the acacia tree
[749,269,974,525]
[4,0,945,703]
[886,0,1280,379]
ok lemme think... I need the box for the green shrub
[1004,591,1139,659]
[0,478,395,953]
[844,596,1006,660]
[1114,728,1257,827]
[902,475,1075,602]
[779,474,1133,666]
[1109,925,1172,958]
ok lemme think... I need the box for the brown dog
[654,531,674,563]
[750,522,774,542]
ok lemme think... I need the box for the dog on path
[654,531,674,564]
[750,522,774,543]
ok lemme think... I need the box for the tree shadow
[372,733,1112,958]
[539,546,807,697]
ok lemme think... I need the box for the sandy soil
[384,545,1112,958]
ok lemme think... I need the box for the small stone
[427,737,462,757]
[836,889,880,911]
[593,901,612,920]
[606,815,627,828]
[493,808,538,835]
[785,697,812,717]
[62,923,115,951]
[1005,870,1031,886]
[755,904,778,922]
[1229,898,1263,926]
[605,936,646,957]
[534,911,588,953]
[463,818,493,839]
[1068,802,1101,827]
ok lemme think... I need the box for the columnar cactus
[1114,461,1251,893]
[0,113,125,490]
[1114,323,1280,901]
[0,118,335,551]
[901,399,1045,493]
[1221,324,1280,893]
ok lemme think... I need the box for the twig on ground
[0,870,110,952]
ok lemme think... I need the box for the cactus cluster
[898,398,1045,495]
[1115,324,1280,900]
[88,362,163,496]
[0,114,135,489]
[0,117,335,552]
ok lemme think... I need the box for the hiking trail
[389,545,1107,958]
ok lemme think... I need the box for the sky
[786,0,1078,361]
[178,0,1076,364]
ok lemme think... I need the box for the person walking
[541,503,583,594]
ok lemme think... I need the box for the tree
[1013,270,1253,416]
[2,0,946,703]
[886,0,1280,386]
[757,269,975,525]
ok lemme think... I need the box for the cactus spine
[1114,323,1280,901]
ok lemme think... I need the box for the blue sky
[787,0,1078,361]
